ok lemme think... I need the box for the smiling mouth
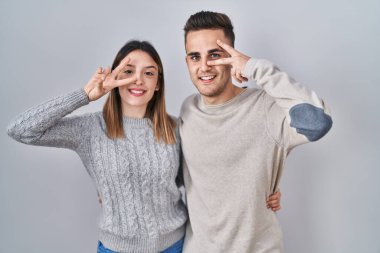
[199,75,216,83]
[128,89,146,96]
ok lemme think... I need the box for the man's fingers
[231,68,244,83]
[231,68,236,76]
[216,39,238,55]
[240,71,248,82]
[208,57,233,66]
[234,75,243,83]
[235,70,246,83]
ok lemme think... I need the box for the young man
[179,11,332,252]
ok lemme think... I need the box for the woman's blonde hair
[103,40,176,144]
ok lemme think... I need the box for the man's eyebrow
[186,49,224,56]
[186,52,200,56]
[208,48,224,54]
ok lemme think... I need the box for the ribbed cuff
[242,57,259,80]
[66,88,90,108]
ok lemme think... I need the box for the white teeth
[200,75,215,80]
[130,90,144,94]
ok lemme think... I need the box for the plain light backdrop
[1,0,379,252]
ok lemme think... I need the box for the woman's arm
[7,57,137,150]
[7,88,91,150]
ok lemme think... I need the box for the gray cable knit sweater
[7,88,188,253]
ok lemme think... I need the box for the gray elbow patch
[290,103,333,141]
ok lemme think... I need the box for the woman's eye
[145,72,155,76]
[124,70,133,75]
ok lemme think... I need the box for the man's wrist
[242,58,258,80]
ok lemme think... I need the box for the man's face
[185,29,232,98]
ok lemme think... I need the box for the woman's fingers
[114,77,137,88]
[89,67,105,84]
[110,57,130,79]
[84,67,104,99]
[267,191,281,210]
[267,191,281,201]
[267,201,281,212]
[85,60,136,100]
[267,199,280,207]
[103,66,111,76]
[103,75,137,90]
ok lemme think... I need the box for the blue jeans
[97,241,117,253]
[161,237,184,253]
[97,237,184,253]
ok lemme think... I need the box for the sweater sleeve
[242,59,332,149]
[7,88,91,151]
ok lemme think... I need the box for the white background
[1,0,379,252]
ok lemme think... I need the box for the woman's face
[117,50,159,114]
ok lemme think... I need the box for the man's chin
[197,87,223,98]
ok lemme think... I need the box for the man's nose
[200,58,211,72]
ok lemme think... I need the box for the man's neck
[202,83,244,105]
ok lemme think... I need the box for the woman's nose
[135,73,143,85]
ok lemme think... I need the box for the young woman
[7,40,281,252]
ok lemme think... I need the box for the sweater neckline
[122,116,151,127]
[197,88,254,114]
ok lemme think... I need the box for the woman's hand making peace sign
[84,57,137,101]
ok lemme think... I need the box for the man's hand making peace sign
[207,39,251,84]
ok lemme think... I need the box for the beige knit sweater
[179,59,332,252]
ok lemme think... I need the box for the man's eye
[210,53,221,59]
[190,55,200,61]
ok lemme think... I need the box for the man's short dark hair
[184,11,235,46]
